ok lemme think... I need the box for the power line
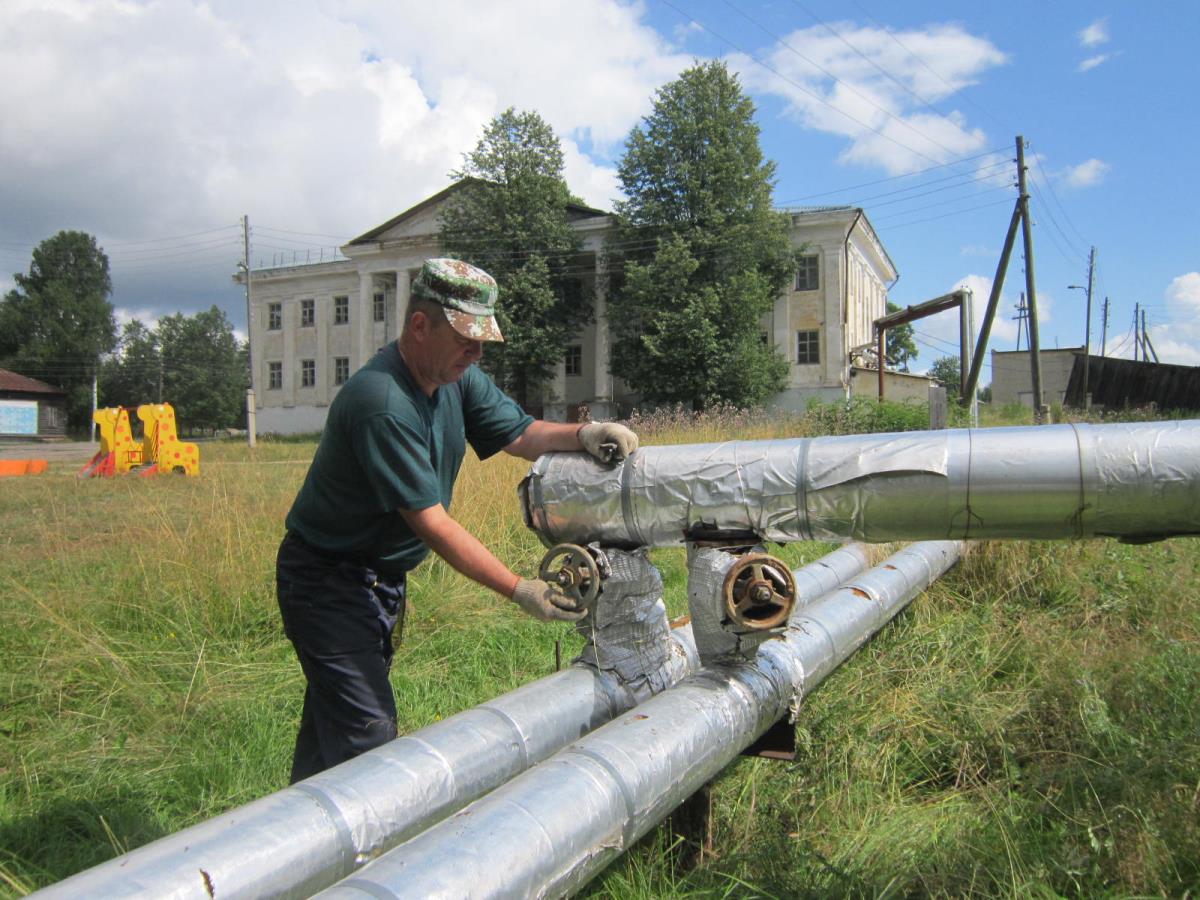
[657,0,944,167]
[784,0,954,121]
[776,146,1008,203]
[846,0,1012,133]
[873,196,1014,230]
[716,0,965,159]
[1028,145,1091,249]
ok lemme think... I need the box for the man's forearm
[503,420,584,461]
[400,504,520,598]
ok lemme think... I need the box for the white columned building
[241,182,908,434]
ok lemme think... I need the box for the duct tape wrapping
[573,549,676,699]
[521,421,1200,547]
[685,546,743,663]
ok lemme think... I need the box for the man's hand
[511,578,588,622]
[578,422,639,464]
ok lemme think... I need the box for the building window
[301,359,315,387]
[565,345,582,377]
[267,302,282,330]
[268,361,282,390]
[373,292,386,322]
[796,330,820,365]
[795,255,820,292]
[334,295,349,325]
[334,356,350,385]
[300,298,315,327]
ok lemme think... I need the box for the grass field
[1,400,1197,897]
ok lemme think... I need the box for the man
[276,258,638,783]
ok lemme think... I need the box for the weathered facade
[0,368,68,438]
[243,184,898,434]
[990,348,1082,408]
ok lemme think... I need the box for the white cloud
[1146,330,1200,367]
[0,0,689,317]
[731,22,1007,175]
[114,307,160,330]
[1078,53,1111,73]
[1079,18,1110,48]
[1166,272,1200,312]
[1060,158,1111,188]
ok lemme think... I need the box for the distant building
[990,348,1082,408]
[243,182,900,434]
[0,369,68,438]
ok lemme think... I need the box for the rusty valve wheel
[722,553,797,630]
[538,543,603,610]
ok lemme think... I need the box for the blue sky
[1,0,1196,379]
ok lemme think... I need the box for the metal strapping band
[293,782,357,876]
[569,746,640,848]
[794,438,814,541]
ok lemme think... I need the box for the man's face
[425,314,484,385]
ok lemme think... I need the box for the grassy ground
[1,400,1197,897]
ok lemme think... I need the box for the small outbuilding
[0,368,68,439]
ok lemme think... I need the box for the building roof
[346,178,609,247]
[0,368,66,395]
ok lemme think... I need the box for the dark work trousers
[276,532,407,784]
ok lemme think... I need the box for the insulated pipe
[33,547,871,900]
[314,542,960,900]
[522,421,1200,547]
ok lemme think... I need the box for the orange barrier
[0,459,49,477]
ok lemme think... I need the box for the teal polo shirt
[285,343,533,575]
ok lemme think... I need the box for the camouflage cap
[411,258,504,342]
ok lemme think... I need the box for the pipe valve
[721,552,796,630]
[538,543,610,610]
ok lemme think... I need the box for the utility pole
[1013,292,1029,351]
[1015,136,1046,420]
[1142,309,1159,363]
[1082,247,1095,407]
[241,215,257,448]
[1100,297,1109,356]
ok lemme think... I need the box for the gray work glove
[511,578,588,622]
[578,422,639,464]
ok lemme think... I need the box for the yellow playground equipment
[80,403,200,477]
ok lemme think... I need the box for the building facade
[0,369,68,438]
[991,348,1082,408]
[244,184,898,434]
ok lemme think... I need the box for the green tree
[0,230,117,429]
[884,301,918,372]
[929,355,962,396]
[100,319,162,408]
[608,60,793,410]
[156,306,247,432]
[440,108,587,410]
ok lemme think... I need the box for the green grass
[1,406,1198,897]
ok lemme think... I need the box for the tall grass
[1,407,1197,897]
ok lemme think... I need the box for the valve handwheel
[538,543,603,609]
[722,553,796,630]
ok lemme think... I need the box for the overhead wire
[846,0,1012,134]
[657,0,944,166]
[776,146,1008,204]
[715,0,965,159]
[783,0,956,121]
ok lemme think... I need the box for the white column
[316,303,330,405]
[355,270,373,367]
[283,299,296,405]
[394,269,411,343]
[592,255,613,415]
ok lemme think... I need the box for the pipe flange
[538,543,603,609]
[722,552,796,630]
